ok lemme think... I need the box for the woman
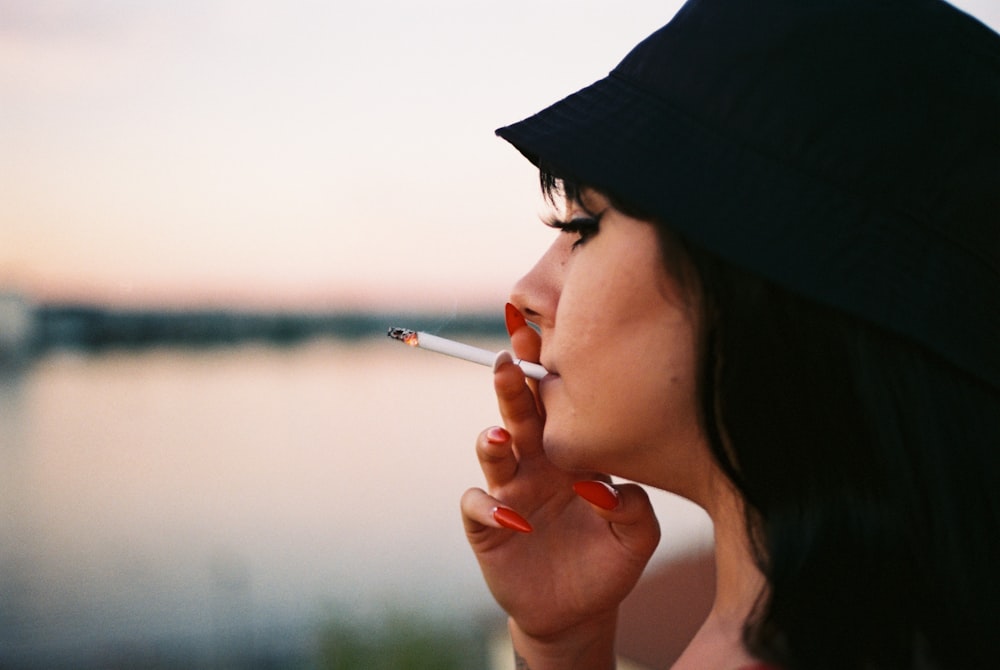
[460,0,999,668]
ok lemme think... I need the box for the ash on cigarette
[386,327,419,345]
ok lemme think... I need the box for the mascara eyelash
[546,215,602,247]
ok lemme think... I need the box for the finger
[493,351,545,458]
[505,303,544,410]
[476,425,519,489]
[504,302,541,364]
[511,326,541,367]
[573,481,661,560]
[460,487,533,539]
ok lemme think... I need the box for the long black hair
[541,171,1000,669]
[692,249,1000,670]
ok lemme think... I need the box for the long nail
[573,480,620,511]
[486,426,510,444]
[505,302,527,337]
[492,506,533,533]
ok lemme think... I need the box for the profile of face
[510,189,712,499]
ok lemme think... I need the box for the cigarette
[387,327,548,380]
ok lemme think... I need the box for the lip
[537,363,560,384]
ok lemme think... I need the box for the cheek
[597,353,699,445]
[542,340,702,474]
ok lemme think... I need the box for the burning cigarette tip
[387,326,549,380]
[387,327,419,346]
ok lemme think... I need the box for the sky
[2,0,998,311]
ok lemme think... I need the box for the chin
[541,429,597,474]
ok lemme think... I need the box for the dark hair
[542,171,1000,670]
[694,249,1000,670]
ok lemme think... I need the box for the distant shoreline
[1,298,507,363]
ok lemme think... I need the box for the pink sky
[2,0,997,310]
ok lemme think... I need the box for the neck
[706,483,765,625]
[671,476,766,669]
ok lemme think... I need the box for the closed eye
[545,214,601,248]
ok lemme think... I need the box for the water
[0,338,710,666]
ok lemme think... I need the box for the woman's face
[510,189,711,496]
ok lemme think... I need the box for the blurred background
[2,1,997,667]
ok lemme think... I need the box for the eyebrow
[576,187,608,216]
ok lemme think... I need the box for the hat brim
[496,72,999,389]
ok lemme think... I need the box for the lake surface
[0,338,711,667]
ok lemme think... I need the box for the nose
[508,238,565,330]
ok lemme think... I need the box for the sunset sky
[3,0,997,310]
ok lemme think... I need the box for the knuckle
[460,487,485,509]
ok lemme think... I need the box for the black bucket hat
[497,0,1000,390]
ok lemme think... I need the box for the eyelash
[546,214,601,248]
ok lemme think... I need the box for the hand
[460,311,661,666]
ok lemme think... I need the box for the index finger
[508,316,541,368]
[494,351,544,459]
[506,305,544,415]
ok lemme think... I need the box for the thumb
[573,480,661,559]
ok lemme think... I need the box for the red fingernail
[505,302,527,337]
[486,426,510,444]
[493,506,533,533]
[573,481,620,511]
